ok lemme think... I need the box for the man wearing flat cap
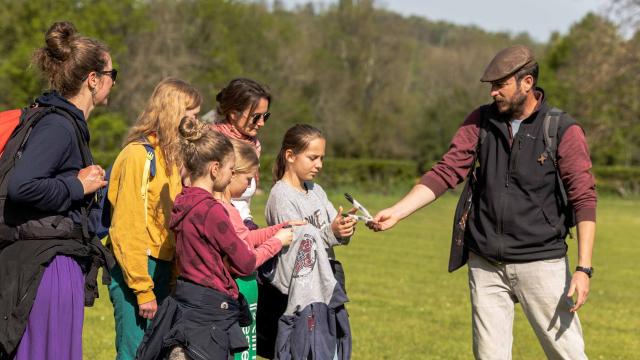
[370,45,595,359]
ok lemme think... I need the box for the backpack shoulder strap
[142,142,156,177]
[542,107,563,167]
[542,107,577,229]
[139,139,156,228]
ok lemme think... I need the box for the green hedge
[258,157,640,197]
[259,156,419,194]
[593,166,640,196]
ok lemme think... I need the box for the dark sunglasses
[250,111,270,124]
[99,69,118,83]
[83,69,118,83]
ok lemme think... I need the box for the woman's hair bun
[44,21,77,62]
[178,116,207,142]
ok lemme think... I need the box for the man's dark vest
[463,101,577,265]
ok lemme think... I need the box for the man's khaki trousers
[467,252,588,360]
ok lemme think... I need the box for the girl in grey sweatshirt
[261,124,356,360]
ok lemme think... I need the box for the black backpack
[0,104,93,248]
[448,107,576,272]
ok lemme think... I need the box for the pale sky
[280,0,612,42]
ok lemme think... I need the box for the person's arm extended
[370,184,436,231]
[370,108,482,231]
[246,224,286,247]
[223,204,285,275]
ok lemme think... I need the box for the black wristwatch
[575,266,594,278]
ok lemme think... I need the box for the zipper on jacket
[497,133,517,262]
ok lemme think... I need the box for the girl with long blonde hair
[107,77,201,360]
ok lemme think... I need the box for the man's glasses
[99,69,118,83]
[250,111,270,124]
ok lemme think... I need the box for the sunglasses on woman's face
[250,111,270,125]
[81,68,118,83]
[99,69,118,83]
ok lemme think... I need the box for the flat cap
[480,45,536,82]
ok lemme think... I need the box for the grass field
[83,192,640,359]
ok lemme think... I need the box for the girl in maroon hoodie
[138,116,287,360]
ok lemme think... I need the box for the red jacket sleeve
[420,108,482,197]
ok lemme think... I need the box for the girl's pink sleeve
[252,237,283,269]
[246,222,287,247]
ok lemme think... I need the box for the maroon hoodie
[170,186,256,299]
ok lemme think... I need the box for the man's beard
[496,90,527,119]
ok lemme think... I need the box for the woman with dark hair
[0,21,115,359]
[209,78,272,359]
[211,77,271,228]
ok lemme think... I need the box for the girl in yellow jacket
[107,78,201,360]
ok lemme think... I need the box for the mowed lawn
[83,192,640,359]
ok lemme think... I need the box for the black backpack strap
[542,107,578,233]
[542,108,569,208]
[542,108,562,166]
[15,106,58,160]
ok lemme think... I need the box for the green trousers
[235,273,258,360]
[108,257,172,360]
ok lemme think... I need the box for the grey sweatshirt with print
[265,180,350,315]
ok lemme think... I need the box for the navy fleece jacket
[7,91,98,234]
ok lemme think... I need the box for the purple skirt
[14,255,85,360]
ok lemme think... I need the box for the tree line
[0,0,638,168]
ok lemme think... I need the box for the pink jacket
[220,202,286,276]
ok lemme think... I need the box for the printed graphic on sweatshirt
[293,233,317,278]
[304,209,325,230]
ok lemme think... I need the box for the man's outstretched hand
[366,208,399,232]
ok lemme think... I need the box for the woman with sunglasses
[0,21,114,360]
[210,78,271,228]
[210,78,271,360]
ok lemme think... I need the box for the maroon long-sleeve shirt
[170,186,257,299]
[420,95,597,223]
